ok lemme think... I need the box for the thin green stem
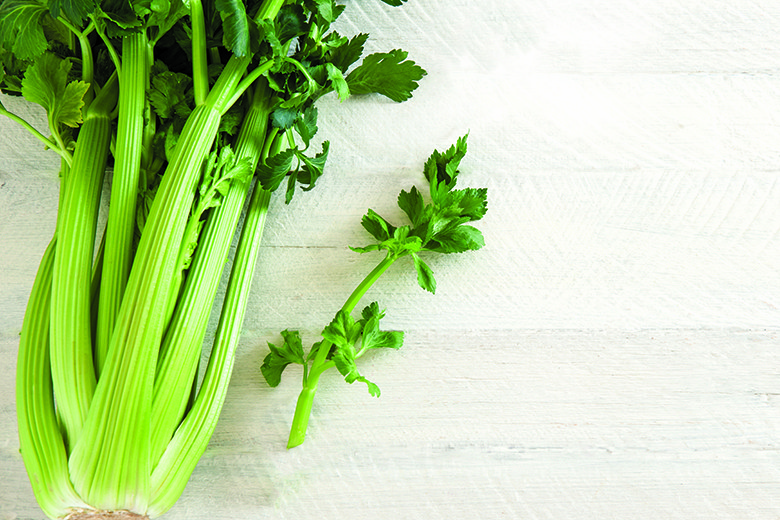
[0,106,71,164]
[58,17,95,105]
[189,0,209,105]
[342,254,398,314]
[287,254,398,448]
[90,16,122,76]
[221,59,275,115]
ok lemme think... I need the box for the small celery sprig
[262,134,488,448]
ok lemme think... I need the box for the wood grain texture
[2,0,780,518]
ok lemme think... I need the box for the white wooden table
[2,1,780,518]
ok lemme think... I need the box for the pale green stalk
[17,237,90,519]
[150,83,275,466]
[67,103,222,512]
[95,32,150,375]
[48,73,118,450]
[67,2,283,503]
[189,0,209,106]
[149,154,273,518]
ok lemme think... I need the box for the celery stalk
[18,238,89,520]
[150,83,275,466]
[95,32,150,375]
[49,74,117,450]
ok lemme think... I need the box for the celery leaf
[295,105,318,147]
[411,253,436,292]
[0,0,48,60]
[148,67,193,119]
[361,208,396,242]
[346,50,426,102]
[48,0,96,24]
[313,0,344,24]
[295,140,329,191]
[21,53,88,128]
[397,186,425,226]
[325,62,349,101]
[262,330,306,387]
[327,32,368,73]
[321,309,362,349]
[256,148,295,192]
[215,0,251,57]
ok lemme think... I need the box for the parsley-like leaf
[361,208,396,242]
[148,65,193,119]
[0,0,48,61]
[262,329,306,387]
[331,345,381,397]
[256,148,295,192]
[215,0,251,57]
[328,32,368,73]
[427,224,485,254]
[360,316,403,351]
[346,50,426,102]
[424,133,468,200]
[295,140,329,191]
[271,106,298,129]
[48,0,96,24]
[411,252,436,292]
[325,62,349,101]
[397,185,425,227]
[295,105,318,148]
[274,3,307,43]
[21,53,89,129]
[313,0,344,23]
[321,309,361,349]
[101,0,144,37]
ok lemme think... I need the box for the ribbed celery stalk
[95,32,150,374]
[48,73,118,450]
[150,82,275,466]
[17,237,89,520]
[149,144,275,519]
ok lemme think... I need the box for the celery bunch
[1,0,425,518]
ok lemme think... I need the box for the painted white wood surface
[2,0,780,518]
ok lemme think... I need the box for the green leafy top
[0,0,50,61]
[262,301,403,396]
[352,134,487,293]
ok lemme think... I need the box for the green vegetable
[3,0,426,517]
[262,135,488,448]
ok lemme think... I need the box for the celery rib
[149,179,272,518]
[96,32,150,375]
[49,97,115,450]
[70,40,150,506]
[150,84,274,468]
[17,237,88,519]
